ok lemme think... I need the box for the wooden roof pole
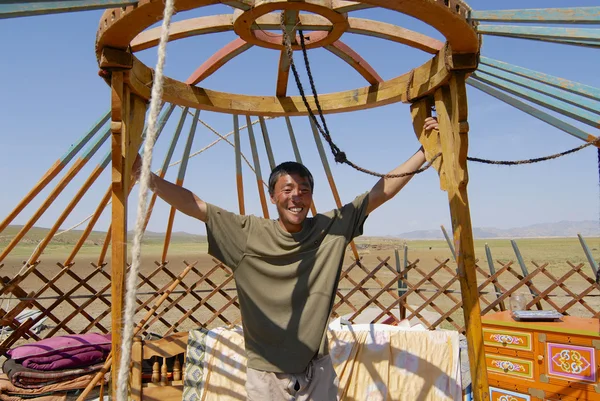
[412,71,489,401]
[233,115,246,215]
[109,71,147,399]
[246,115,270,219]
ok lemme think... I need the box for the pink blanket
[7,334,110,371]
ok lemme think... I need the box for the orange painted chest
[482,311,600,401]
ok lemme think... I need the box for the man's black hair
[268,161,314,195]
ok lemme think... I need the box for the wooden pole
[285,117,317,217]
[246,115,270,219]
[309,118,360,260]
[234,115,246,215]
[412,74,489,400]
[434,73,489,401]
[162,109,199,263]
[110,72,147,398]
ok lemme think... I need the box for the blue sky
[1,0,599,237]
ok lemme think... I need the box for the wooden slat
[246,115,270,219]
[479,56,600,102]
[473,71,600,128]
[467,78,600,146]
[471,7,600,24]
[162,109,199,262]
[324,41,383,85]
[0,0,136,19]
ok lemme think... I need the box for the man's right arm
[147,173,208,222]
[132,154,207,221]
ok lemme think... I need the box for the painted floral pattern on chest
[548,343,596,382]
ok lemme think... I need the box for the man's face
[270,173,313,233]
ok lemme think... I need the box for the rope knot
[334,152,347,164]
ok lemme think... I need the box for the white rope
[116,0,175,399]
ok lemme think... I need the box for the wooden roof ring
[96,0,479,116]
[130,16,444,54]
[232,0,348,51]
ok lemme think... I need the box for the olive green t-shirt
[205,192,369,373]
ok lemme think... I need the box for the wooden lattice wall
[1,253,599,356]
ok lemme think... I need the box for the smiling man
[137,116,438,401]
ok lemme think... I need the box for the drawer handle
[538,355,544,362]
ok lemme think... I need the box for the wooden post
[412,73,489,401]
[110,71,147,397]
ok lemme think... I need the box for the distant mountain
[397,220,600,239]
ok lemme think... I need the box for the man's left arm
[366,117,438,215]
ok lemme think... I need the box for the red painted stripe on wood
[186,39,253,85]
[325,41,384,85]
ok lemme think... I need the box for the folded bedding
[0,373,104,401]
[2,360,104,389]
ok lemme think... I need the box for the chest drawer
[486,354,535,380]
[483,327,533,352]
[489,386,532,401]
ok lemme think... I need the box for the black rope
[280,14,598,175]
[467,140,599,166]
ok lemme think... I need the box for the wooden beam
[233,115,246,215]
[162,109,199,263]
[467,78,600,146]
[27,156,110,265]
[479,56,600,102]
[275,50,291,97]
[324,41,383,85]
[131,15,234,52]
[96,104,178,266]
[96,0,478,65]
[259,117,276,170]
[222,0,251,10]
[131,15,443,55]
[109,71,127,399]
[64,185,112,266]
[477,64,600,116]
[142,106,185,234]
[273,7,300,97]
[332,0,373,13]
[186,39,253,85]
[347,18,444,54]
[433,73,489,401]
[309,118,359,260]
[127,45,451,116]
[0,0,136,19]
[246,115,270,219]
[472,71,600,128]
[470,7,600,24]
[109,73,147,398]
[284,117,317,217]
[476,25,600,48]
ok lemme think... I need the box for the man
[136,117,438,400]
